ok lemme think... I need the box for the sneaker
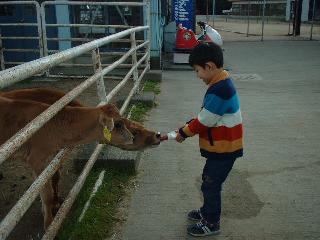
[187,219,220,237]
[187,209,202,221]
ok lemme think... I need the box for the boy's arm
[179,93,228,138]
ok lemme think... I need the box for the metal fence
[0,1,44,70]
[198,0,319,42]
[0,1,149,78]
[0,1,150,238]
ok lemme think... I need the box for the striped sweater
[179,70,243,160]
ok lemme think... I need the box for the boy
[175,43,243,237]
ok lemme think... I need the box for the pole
[294,0,302,36]
[310,0,316,40]
[212,0,216,27]
[206,0,209,23]
[261,0,266,41]
[246,0,251,37]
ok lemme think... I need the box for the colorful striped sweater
[179,70,243,160]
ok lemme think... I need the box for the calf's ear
[99,114,114,131]
[101,104,120,118]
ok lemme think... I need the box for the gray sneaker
[187,219,221,237]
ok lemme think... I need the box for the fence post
[131,32,139,92]
[0,33,4,70]
[40,2,49,77]
[35,2,44,59]
[261,0,266,41]
[246,0,251,37]
[310,0,316,40]
[144,0,151,70]
[92,48,107,103]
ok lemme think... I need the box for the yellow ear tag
[103,127,112,142]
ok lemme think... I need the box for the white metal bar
[0,26,148,89]
[41,144,103,240]
[92,48,107,102]
[0,1,37,4]
[40,3,49,59]
[310,0,316,40]
[35,1,44,59]
[120,63,149,115]
[3,49,41,52]
[105,51,148,104]
[0,149,69,240]
[144,0,151,68]
[131,32,139,85]
[0,34,4,70]
[0,37,40,40]
[43,1,146,7]
[261,0,266,41]
[0,23,39,27]
[49,49,145,56]
[45,23,132,28]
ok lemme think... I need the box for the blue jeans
[200,157,235,223]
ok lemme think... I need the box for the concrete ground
[119,40,320,239]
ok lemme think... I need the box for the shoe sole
[187,230,221,237]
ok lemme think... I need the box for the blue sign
[172,0,194,31]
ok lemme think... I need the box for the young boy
[175,43,243,237]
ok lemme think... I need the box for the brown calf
[0,88,161,229]
[0,96,133,229]
[0,87,162,151]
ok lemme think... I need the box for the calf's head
[110,118,161,151]
[98,104,134,145]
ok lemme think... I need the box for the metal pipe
[105,51,148,103]
[41,144,103,240]
[310,0,316,40]
[212,0,216,27]
[0,149,69,240]
[45,23,132,28]
[0,34,4,70]
[0,37,40,40]
[92,48,107,102]
[43,1,146,7]
[246,0,251,37]
[0,23,39,26]
[120,63,149,115]
[261,0,266,41]
[131,32,139,84]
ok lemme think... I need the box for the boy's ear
[206,62,217,70]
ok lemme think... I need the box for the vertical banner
[172,0,195,31]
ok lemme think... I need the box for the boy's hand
[175,132,185,143]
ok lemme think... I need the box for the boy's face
[193,62,217,85]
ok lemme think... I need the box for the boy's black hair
[189,42,223,68]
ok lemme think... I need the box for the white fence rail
[0,7,150,238]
